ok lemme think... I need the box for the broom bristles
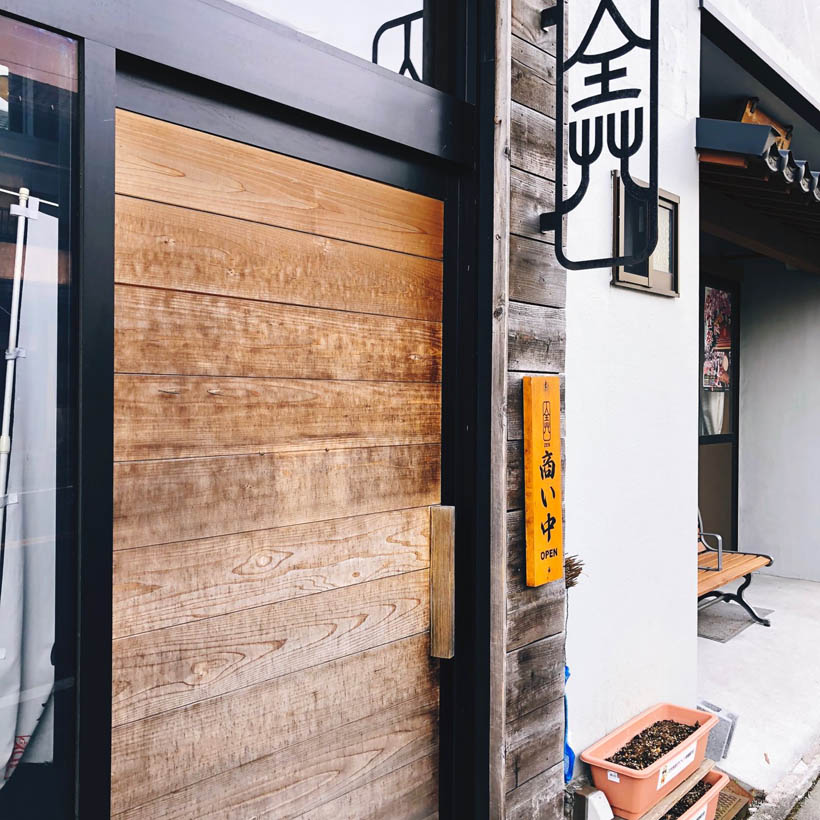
[564,554,584,588]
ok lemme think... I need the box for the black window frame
[0,1,495,818]
[698,271,740,550]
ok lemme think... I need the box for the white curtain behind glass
[0,205,58,785]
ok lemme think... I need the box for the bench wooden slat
[698,551,770,597]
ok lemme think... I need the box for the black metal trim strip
[115,59,449,200]
[74,38,115,820]
[0,0,473,164]
[441,0,495,812]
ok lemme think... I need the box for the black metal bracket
[540,6,559,29]
[540,0,660,270]
[372,10,424,82]
[699,575,771,627]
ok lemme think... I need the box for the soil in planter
[660,779,713,820]
[606,719,701,770]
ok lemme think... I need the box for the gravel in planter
[606,719,701,770]
[660,779,712,820]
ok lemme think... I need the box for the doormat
[714,785,750,820]
[698,602,774,643]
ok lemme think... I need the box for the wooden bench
[698,515,773,627]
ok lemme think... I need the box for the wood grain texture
[113,508,431,637]
[112,111,443,818]
[511,0,557,54]
[113,570,429,724]
[511,102,556,181]
[510,168,555,243]
[512,61,556,120]
[506,512,565,652]
[509,234,565,308]
[507,372,565,440]
[503,4,567,811]
[505,761,563,820]
[491,3,513,813]
[698,551,770,596]
[114,693,437,820]
[430,506,455,659]
[115,195,443,322]
[507,439,524,512]
[300,754,438,820]
[114,284,442,383]
[505,697,563,793]
[511,35,556,83]
[114,444,441,550]
[507,301,566,373]
[110,633,437,814]
[115,374,441,461]
[505,632,565,722]
[115,110,444,259]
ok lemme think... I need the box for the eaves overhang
[697,117,820,241]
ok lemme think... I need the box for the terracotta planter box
[673,770,730,820]
[580,703,719,820]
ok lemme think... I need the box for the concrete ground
[697,573,820,795]
[788,775,820,819]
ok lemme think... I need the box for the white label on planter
[691,807,707,820]
[607,770,620,783]
[656,742,697,790]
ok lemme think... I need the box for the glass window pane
[0,15,76,818]
[655,202,673,274]
[225,0,429,84]
[624,189,649,278]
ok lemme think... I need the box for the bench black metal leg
[723,574,771,627]
[698,591,722,603]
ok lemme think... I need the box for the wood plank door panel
[112,111,444,819]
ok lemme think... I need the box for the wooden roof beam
[701,186,820,275]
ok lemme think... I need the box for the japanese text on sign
[523,376,564,586]
[540,0,659,270]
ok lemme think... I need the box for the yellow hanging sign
[523,376,564,586]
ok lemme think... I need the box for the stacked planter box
[581,704,727,820]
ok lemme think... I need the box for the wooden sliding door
[110,110,444,818]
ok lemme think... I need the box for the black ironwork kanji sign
[540,0,659,270]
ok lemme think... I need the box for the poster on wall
[702,286,732,392]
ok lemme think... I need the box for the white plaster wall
[222,1,422,75]
[708,0,820,100]
[739,264,820,583]
[564,0,700,759]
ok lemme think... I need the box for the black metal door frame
[0,2,497,817]
[699,271,741,550]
